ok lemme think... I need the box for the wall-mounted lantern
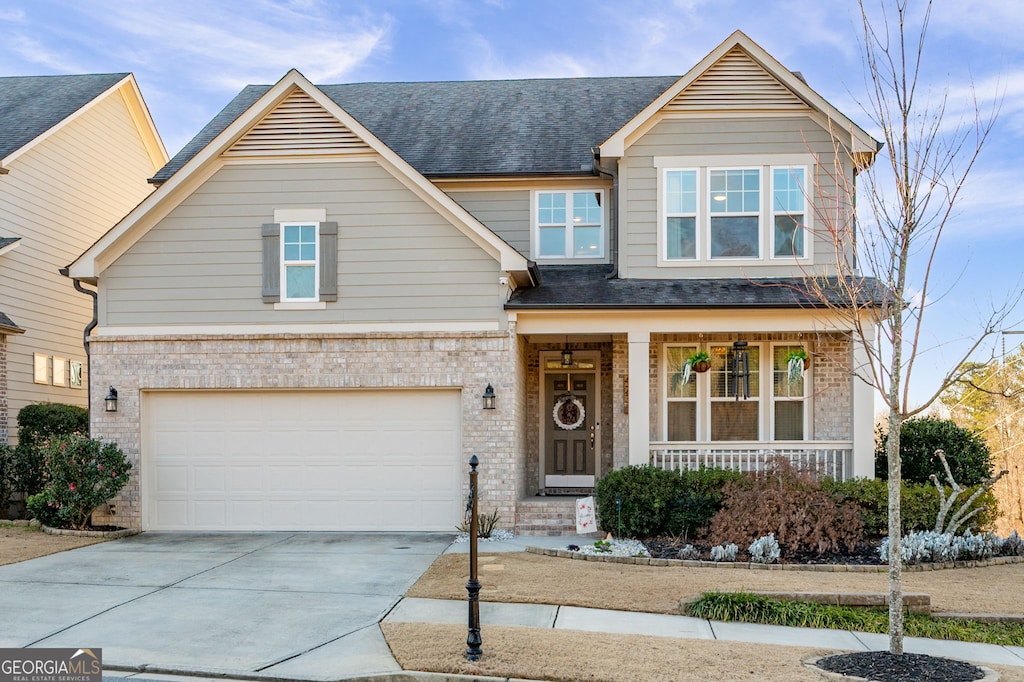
[104,386,118,412]
[482,384,496,410]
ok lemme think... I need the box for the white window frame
[531,189,606,261]
[280,221,319,302]
[770,342,810,441]
[655,154,814,267]
[662,169,700,261]
[661,341,810,443]
[707,167,763,260]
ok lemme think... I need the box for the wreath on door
[553,395,586,430]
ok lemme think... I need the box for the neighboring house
[69,31,882,533]
[0,74,167,444]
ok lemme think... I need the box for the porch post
[627,330,650,466]
[851,335,875,479]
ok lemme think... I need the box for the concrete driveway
[0,532,453,679]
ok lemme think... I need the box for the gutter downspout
[59,268,97,430]
[592,148,619,280]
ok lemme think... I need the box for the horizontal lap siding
[445,190,531,258]
[623,117,851,278]
[1,90,159,438]
[102,161,502,326]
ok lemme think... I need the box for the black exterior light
[104,386,118,412]
[482,384,496,410]
[561,346,574,367]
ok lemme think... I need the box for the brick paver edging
[42,525,141,539]
[525,546,1024,572]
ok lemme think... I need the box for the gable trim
[598,31,879,160]
[0,238,21,258]
[69,69,530,281]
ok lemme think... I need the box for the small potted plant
[688,350,711,373]
[786,348,809,383]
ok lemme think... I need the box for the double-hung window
[659,156,812,264]
[281,222,318,301]
[534,190,604,259]
[772,344,808,440]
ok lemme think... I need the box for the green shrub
[26,435,131,530]
[16,403,88,449]
[823,477,998,537]
[0,444,14,519]
[0,442,51,518]
[876,417,993,486]
[595,465,741,539]
[705,459,863,557]
[669,467,744,539]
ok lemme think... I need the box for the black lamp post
[465,455,482,661]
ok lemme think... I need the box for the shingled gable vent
[262,221,337,303]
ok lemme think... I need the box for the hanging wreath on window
[553,395,586,430]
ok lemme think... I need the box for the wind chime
[731,340,751,400]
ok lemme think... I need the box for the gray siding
[446,189,531,258]
[101,161,504,326]
[621,117,855,278]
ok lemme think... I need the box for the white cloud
[0,9,25,22]
[7,34,86,72]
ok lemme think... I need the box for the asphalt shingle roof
[151,76,681,183]
[0,311,22,332]
[506,266,886,309]
[0,74,128,160]
[0,237,19,250]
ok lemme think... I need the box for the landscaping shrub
[823,477,998,537]
[25,435,131,530]
[595,465,680,538]
[17,403,89,449]
[595,465,741,538]
[0,444,14,519]
[705,459,863,557]
[876,417,993,485]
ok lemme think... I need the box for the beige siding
[621,116,854,278]
[666,47,807,111]
[101,161,504,326]
[446,189,531,257]
[0,89,160,440]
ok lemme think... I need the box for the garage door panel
[143,390,461,531]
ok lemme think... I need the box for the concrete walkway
[5,532,1020,681]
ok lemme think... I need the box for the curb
[526,546,1024,572]
[104,665,543,682]
[42,525,140,539]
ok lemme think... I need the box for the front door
[544,373,596,488]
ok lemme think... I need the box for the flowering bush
[25,435,131,530]
[748,534,781,564]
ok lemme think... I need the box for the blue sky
[2,0,1023,409]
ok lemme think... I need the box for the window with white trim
[660,161,811,263]
[281,222,318,301]
[534,190,604,259]
[662,342,809,443]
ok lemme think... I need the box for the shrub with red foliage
[705,458,864,557]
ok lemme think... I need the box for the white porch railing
[649,441,855,480]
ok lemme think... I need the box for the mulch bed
[644,538,884,564]
[816,652,986,681]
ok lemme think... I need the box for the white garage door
[142,390,462,531]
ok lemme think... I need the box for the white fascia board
[0,238,21,258]
[118,74,170,168]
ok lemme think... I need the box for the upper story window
[281,222,319,301]
[534,190,605,260]
[657,155,813,265]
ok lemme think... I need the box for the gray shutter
[262,223,280,303]
[319,221,338,302]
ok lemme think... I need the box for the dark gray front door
[544,373,595,487]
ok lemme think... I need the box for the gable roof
[70,70,532,281]
[0,310,24,335]
[0,74,149,166]
[0,236,20,256]
[600,30,880,160]
[151,76,680,183]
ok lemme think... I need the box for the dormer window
[533,190,605,260]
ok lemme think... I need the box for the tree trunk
[887,407,903,654]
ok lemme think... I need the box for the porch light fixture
[482,384,496,410]
[561,345,574,367]
[104,386,118,413]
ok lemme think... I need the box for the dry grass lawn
[407,552,1024,615]
[0,523,103,565]
[390,552,1024,680]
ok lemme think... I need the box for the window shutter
[319,221,338,302]
[262,223,280,302]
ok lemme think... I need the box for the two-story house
[68,32,881,533]
[0,74,166,444]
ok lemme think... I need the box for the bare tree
[800,0,1010,655]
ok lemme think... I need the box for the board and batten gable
[1,86,161,439]
[619,115,856,279]
[99,160,507,328]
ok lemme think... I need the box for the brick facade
[89,329,525,529]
